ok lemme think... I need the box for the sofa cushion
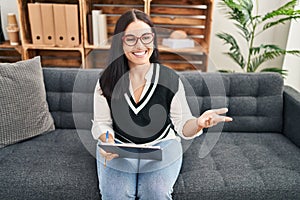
[0,57,55,148]
[0,129,100,200]
[180,72,283,133]
[174,132,300,200]
[43,68,100,130]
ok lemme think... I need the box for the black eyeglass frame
[122,32,155,46]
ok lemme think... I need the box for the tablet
[98,143,162,161]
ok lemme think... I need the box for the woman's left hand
[197,108,233,128]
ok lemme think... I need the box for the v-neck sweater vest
[110,64,179,144]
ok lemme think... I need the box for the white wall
[0,0,19,40]
[282,4,300,92]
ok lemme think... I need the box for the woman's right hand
[98,133,119,161]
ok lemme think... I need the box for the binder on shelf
[27,3,44,44]
[98,14,108,46]
[53,4,68,47]
[65,4,79,47]
[87,13,93,45]
[40,3,55,45]
[92,10,102,46]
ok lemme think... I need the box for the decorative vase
[6,13,19,45]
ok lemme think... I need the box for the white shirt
[91,64,202,145]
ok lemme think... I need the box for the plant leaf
[234,23,251,41]
[249,45,282,70]
[260,67,288,78]
[219,0,253,26]
[263,0,298,21]
[216,32,246,68]
[250,45,265,55]
[263,15,300,30]
[249,55,265,72]
[250,46,300,72]
[285,50,300,56]
[225,52,246,69]
[218,69,235,73]
[251,44,284,55]
[262,0,300,30]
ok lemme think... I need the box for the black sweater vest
[110,64,179,144]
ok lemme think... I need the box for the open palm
[197,108,232,128]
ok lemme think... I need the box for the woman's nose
[135,38,144,48]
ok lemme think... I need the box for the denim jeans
[96,139,183,200]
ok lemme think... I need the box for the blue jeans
[96,139,183,200]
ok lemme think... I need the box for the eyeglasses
[122,33,154,46]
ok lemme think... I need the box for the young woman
[92,9,232,200]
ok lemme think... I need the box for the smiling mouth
[132,51,147,57]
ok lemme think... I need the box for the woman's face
[123,20,154,68]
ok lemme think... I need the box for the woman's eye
[126,37,136,42]
[142,36,150,40]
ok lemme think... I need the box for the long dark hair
[99,9,159,103]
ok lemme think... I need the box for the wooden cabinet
[10,0,213,70]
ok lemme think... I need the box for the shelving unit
[149,0,213,71]
[81,0,145,68]
[82,0,213,71]
[2,0,213,70]
[16,0,85,68]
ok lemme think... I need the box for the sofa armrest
[283,86,300,148]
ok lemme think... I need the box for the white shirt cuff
[91,120,115,140]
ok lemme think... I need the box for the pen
[104,130,109,168]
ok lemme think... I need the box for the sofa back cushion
[43,68,100,129]
[180,72,283,133]
[43,68,283,133]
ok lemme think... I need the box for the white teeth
[133,51,146,56]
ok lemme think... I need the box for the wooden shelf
[84,44,110,49]
[22,44,83,51]
[0,40,20,48]
[0,41,22,54]
[24,49,83,68]
[0,41,22,63]
[4,0,213,70]
[158,45,205,55]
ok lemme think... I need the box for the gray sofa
[1,68,300,200]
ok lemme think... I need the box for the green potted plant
[216,0,300,76]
